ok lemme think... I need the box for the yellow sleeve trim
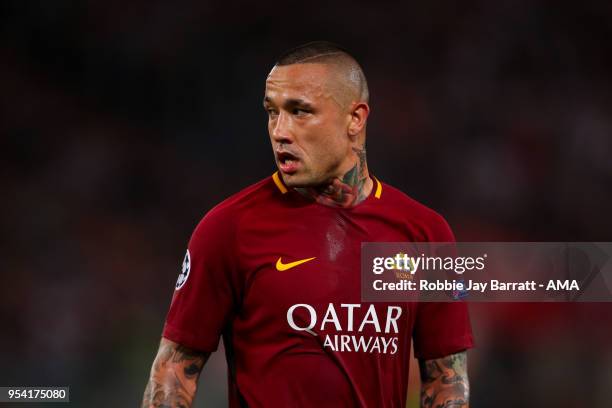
[272,171,288,194]
[373,176,382,199]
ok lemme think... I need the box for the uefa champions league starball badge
[176,249,191,290]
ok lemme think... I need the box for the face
[264,63,355,187]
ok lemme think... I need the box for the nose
[271,111,293,144]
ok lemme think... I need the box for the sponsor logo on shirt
[287,303,401,354]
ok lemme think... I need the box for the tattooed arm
[418,351,469,408]
[141,337,210,408]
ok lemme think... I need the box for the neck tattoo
[297,146,372,208]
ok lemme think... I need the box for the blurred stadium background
[1,1,611,406]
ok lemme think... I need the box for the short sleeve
[413,211,474,360]
[162,206,241,352]
[412,301,474,360]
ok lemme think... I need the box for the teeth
[285,159,294,164]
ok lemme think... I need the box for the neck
[297,145,372,208]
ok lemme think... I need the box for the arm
[141,337,210,408]
[418,350,469,408]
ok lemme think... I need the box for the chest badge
[276,256,316,271]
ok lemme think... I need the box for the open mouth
[277,151,298,165]
[277,151,300,174]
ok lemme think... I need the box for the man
[142,41,473,408]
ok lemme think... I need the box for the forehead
[265,63,333,102]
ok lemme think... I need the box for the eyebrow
[263,96,314,110]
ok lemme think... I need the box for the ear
[347,102,370,139]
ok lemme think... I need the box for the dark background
[1,1,611,406]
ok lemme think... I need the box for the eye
[292,108,310,116]
[266,108,278,117]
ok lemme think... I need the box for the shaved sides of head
[275,41,370,106]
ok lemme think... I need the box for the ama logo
[175,249,191,290]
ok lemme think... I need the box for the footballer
[142,41,473,407]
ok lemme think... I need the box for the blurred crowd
[1,1,611,406]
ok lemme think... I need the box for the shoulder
[190,175,277,244]
[378,180,455,242]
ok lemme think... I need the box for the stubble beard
[284,157,344,189]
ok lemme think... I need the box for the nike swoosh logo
[276,256,316,271]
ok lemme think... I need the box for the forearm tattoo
[141,339,210,408]
[419,351,469,408]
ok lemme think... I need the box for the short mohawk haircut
[275,41,369,103]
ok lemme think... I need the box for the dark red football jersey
[163,173,473,407]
